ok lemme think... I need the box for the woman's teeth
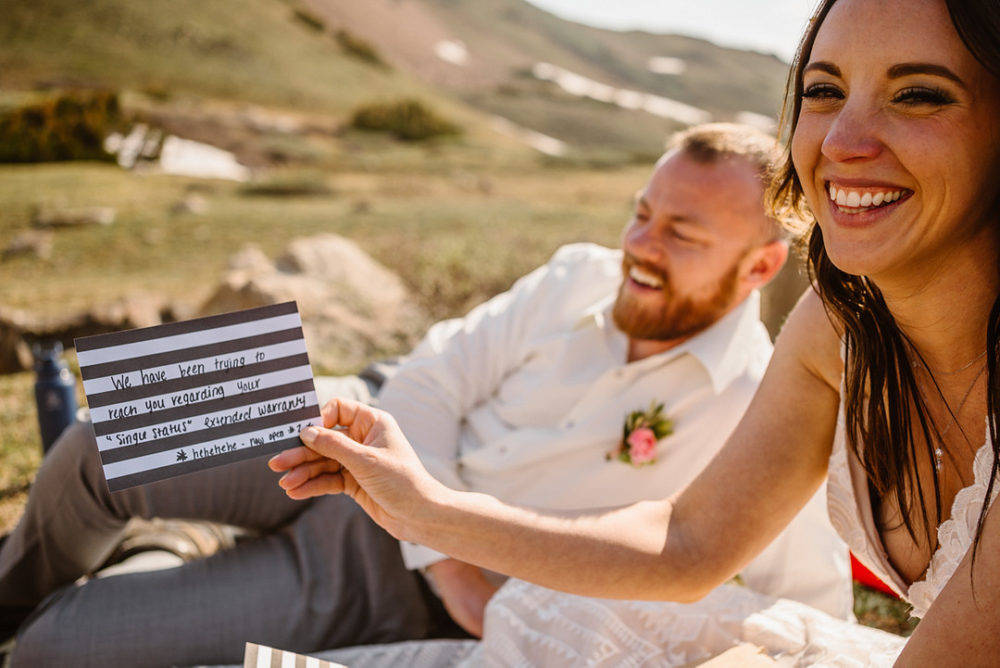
[629,266,663,288]
[828,184,903,211]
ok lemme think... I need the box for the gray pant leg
[0,420,304,616]
[11,495,437,667]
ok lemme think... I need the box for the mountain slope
[1,0,792,160]
[298,0,791,156]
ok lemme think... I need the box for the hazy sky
[522,0,818,63]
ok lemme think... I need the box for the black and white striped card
[75,302,322,491]
[243,643,346,668]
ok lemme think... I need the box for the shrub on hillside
[350,99,459,141]
[0,91,122,163]
[334,29,387,67]
[292,6,325,32]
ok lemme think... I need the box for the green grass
[0,161,634,318]
[854,582,919,637]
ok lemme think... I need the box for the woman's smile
[823,180,914,226]
[790,0,1000,280]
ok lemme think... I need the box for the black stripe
[85,353,312,408]
[98,406,320,464]
[93,380,316,436]
[75,302,299,352]
[106,437,301,491]
[79,327,305,381]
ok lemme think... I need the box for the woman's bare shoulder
[774,288,844,393]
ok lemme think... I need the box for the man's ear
[740,240,789,289]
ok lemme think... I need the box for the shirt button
[499,446,507,454]
[565,420,575,429]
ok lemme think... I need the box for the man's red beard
[611,256,742,342]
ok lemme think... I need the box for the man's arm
[424,558,499,637]
[380,244,619,621]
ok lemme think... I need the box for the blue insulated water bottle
[33,340,78,454]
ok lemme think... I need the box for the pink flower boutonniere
[608,401,674,467]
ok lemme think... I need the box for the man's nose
[624,220,667,265]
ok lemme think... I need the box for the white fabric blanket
[204,580,907,668]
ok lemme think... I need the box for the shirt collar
[581,290,766,393]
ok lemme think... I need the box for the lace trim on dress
[826,357,1000,617]
[907,433,998,618]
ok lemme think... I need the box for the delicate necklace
[922,360,987,472]
[925,349,988,376]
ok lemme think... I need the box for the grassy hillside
[0,0,421,114]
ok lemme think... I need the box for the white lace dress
[256,579,904,668]
[827,408,1000,619]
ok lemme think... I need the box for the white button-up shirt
[379,243,851,619]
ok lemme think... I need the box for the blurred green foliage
[0,90,122,163]
[351,99,460,141]
[335,29,387,68]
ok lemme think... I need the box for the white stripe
[305,658,320,668]
[76,312,302,366]
[103,411,322,481]
[256,645,272,668]
[281,649,296,668]
[82,339,308,395]
[89,365,314,424]
[97,390,319,453]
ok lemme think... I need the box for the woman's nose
[821,101,883,163]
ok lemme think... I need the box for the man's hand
[426,558,500,638]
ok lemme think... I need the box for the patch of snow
[532,62,711,126]
[647,56,686,75]
[435,40,468,66]
[105,126,252,182]
[490,117,567,156]
[159,136,251,182]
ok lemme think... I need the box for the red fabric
[851,552,898,598]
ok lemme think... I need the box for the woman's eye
[892,86,956,107]
[801,83,843,101]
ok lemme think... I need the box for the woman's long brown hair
[768,0,1000,562]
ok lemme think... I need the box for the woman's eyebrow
[803,61,840,77]
[887,62,967,88]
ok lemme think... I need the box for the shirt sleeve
[382,244,608,569]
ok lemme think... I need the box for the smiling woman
[268,0,1000,664]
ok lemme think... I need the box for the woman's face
[791,0,1000,280]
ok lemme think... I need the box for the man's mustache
[622,253,670,290]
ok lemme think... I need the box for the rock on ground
[199,234,429,374]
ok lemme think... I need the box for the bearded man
[0,123,851,667]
